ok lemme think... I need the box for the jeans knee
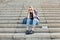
[26,19,31,27]
[33,18,39,27]
[27,19,30,23]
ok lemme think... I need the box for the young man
[25,6,39,34]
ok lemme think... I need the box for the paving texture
[0,0,60,40]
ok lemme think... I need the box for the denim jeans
[26,18,39,27]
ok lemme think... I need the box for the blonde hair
[28,6,34,11]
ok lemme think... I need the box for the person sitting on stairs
[22,6,39,34]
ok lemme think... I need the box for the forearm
[33,11,36,17]
[27,13,30,19]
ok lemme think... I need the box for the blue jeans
[26,18,39,27]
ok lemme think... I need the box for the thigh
[33,18,39,25]
[36,19,39,25]
[30,19,33,24]
[22,17,27,24]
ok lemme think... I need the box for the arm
[33,11,36,17]
[27,13,30,19]
[27,10,30,19]
[34,10,40,20]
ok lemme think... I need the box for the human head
[28,6,34,12]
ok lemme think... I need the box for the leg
[29,19,37,34]
[32,18,39,30]
[25,19,31,34]
[26,19,31,30]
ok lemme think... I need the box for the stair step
[0,16,60,19]
[1,11,60,14]
[0,33,60,39]
[0,33,50,39]
[0,16,60,20]
[44,14,60,17]
[0,15,20,16]
[0,24,60,28]
[0,20,46,24]
[1,7,60,10]
[45,17,60,20]
[0,17,44,20]
[0,28,59,33]
[0,20,60,24]
[1,14,60,17]
[0,11,60,15]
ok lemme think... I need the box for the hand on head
[28,6,34,13]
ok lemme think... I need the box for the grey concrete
[0,28,60,33]
[0,20,46,24]
[1,33,60,39]
[0,0,60,39]
[0,38,13,40]
[52,39,60,40]
[0,24,60,28]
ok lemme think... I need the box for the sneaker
[29,30,34,34]
[25,30,30,35]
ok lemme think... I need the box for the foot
[29,30,34,34]
[25,30,30,35]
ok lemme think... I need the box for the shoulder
[34,10,38,12]
[34,10,38,14]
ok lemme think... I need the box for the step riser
[0,28,59,33]
[0,33,60,39]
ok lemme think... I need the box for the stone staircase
[0,0,60,40]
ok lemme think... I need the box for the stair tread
[0,28,59,33]
[0,33,60,38]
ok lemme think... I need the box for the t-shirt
[30,12,33,19]
[29,10,39,20]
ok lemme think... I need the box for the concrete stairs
[0,0,60,40]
